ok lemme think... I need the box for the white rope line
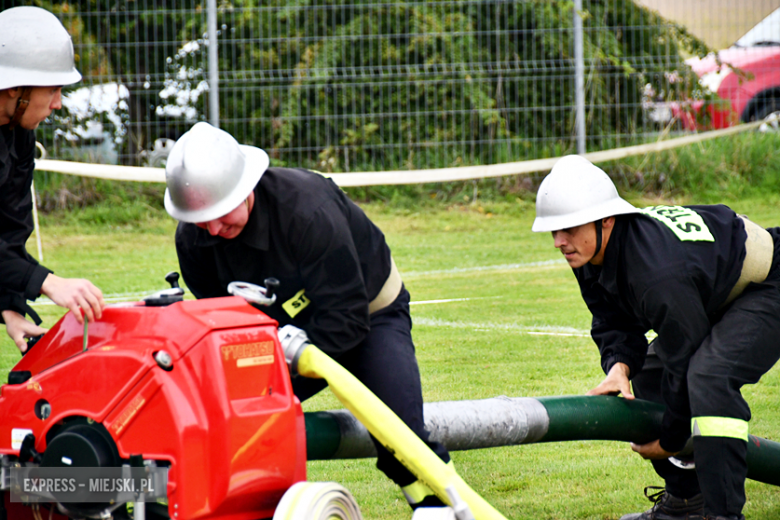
[332,121,764,186]
[33,121,763,186]
[34,159,166,182]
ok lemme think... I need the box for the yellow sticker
[282,289,311,318]
[640,205,715,242]
[236,356,274,368]
[220,341,274,362]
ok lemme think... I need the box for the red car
[653,8,780,130]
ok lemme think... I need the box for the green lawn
[2,197,779,519]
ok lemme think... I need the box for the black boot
[619,487,704,520]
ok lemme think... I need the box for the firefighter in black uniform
[165,122,451,509]
[533,155,780,520]
[0,6,105,352]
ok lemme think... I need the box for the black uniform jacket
[573,205,746,451]
[176,167,393,358]
[0,124,52,318]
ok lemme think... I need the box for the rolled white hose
[272,482,363,520]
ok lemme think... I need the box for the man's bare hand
[586,362,634,399]
[2,310,47,353]
[630,439,677,460]
[41,274,105,323]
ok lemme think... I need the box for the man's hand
[586,362,634,399]
[2,310,47,353]
[630,439,677,460]
[41,274,105,323]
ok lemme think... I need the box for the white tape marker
[404,259,566,278]
[413,317,591,337]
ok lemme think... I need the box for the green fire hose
[305,395,780,487]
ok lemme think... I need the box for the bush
[609,131,780,201]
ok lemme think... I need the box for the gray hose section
[424,397,549,449]
[328,397,549,459]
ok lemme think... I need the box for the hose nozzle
[278,324,312,376]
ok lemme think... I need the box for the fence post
[207,0,220,128]
[573,0,586,154]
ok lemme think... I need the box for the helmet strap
[590,219,603,263]
[8,87,33,130]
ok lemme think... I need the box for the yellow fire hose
[294,344,509,520]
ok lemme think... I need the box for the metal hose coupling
[278,324,312,376]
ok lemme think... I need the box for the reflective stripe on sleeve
[691,416,749,441]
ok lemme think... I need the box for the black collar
[596,216,626,293]
[0,125,16,165]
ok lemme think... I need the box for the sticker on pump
[12,428,33,450]
[219,335,277,400]
[221,341,275,367]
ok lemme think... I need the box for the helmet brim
[532,197,638,232]
[0,66,81,90]
[164,144,270,223]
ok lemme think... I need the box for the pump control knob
[264,278,280,299]
[165,271,181,289]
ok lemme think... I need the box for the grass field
[2,198,780,519]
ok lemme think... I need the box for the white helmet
[164,122,270,223]
[0,7,82,90]
[532,155,638,232]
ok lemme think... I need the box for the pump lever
[165,271,181,289]
[143,272,185,307]
[19,434,42,465]
[264,278,280,300]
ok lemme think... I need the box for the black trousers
[633,265,780,517]
[632,349,701,499]
[292,287,450,487]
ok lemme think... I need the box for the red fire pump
[0,275,310,520]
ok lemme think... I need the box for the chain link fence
[5,0,779,172]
